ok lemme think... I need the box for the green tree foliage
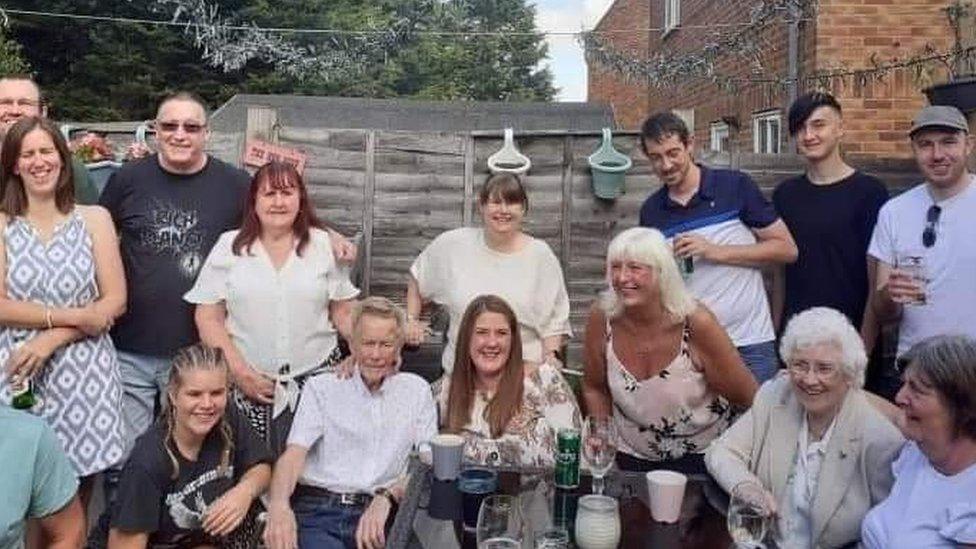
[4,0,556,121]
[0,28,30,75]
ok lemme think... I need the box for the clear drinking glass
[895,254,927,305]
[534,526,570,548]
[582,416,616,495]
[476,495,523,548]
[727,481,772,548]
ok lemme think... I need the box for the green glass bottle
[11,378,37,410]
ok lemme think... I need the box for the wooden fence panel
[224,119,924,370]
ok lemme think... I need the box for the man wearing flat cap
[868,105,976,358]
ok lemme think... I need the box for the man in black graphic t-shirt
[99,92,250,459]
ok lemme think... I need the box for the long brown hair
[231,161,322,257]
[0,117,74,216]
[445,295,525,438]
[162,344,234,480]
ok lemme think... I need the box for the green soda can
[554,428,581,489]
[11,378,38,410]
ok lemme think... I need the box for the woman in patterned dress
[433,294,581,468]
[582,227,757,474]
[0,117,126,521]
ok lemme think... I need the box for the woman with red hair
[185,162,359,455]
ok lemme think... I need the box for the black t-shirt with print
[773,170,889,327]
[111,405,271,548]
[99,155,249,356]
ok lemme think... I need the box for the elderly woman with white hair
[706,306,904,548]
[583,227,757,474]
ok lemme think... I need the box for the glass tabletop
[388,460,735,548]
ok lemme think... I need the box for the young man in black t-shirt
[771,92,890,375]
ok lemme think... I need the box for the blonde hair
[162,344,233,480]
[599,227,697,321]
[351,296,406,346]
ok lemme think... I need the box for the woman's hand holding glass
[727,481,775,548]
[582,416,616,495]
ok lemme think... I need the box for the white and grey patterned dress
[0,212,124,476]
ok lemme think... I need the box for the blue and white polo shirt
[639,165,777,347]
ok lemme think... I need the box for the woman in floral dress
[582,227,757,474]
[0,117,126,522]
[433,294,581,468]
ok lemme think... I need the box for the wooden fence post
[463,134,475,227]
[560,135,574,272]
[242,105,279,168]
[362,130,376,296]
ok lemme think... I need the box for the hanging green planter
[588,128,632,200]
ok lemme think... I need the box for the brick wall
[588,0,956,159]
[587,0,652,129]
[815,0,954,159]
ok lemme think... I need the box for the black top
[112,405,271,549]
[772,170,889,327]
[99,155,249,355]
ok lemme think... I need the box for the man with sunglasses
[0,74,99,203]
[868,105,976,360]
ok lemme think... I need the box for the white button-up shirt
[288,370,438,493]
[780,414,837,548]
[185,228,359,377]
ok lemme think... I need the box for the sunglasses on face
[923,204,941,248]
[154,121,206,134]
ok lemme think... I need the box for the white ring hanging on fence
[487,128,531,175]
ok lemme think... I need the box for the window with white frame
[710,122,730,152]
[664,0,681,33]
[753,110,782,154]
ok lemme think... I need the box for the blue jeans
[737,341,779,383]
[293,494,366,549]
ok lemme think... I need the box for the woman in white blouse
[186,162,359,455]
[433,294,581,467]
[407,172,571,374]
[705,307,903,548]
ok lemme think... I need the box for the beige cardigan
[705,373,904,549]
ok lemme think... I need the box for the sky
[535,0,615,102]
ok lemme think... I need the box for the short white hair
[779,307,867,387]
[599,227,697,321]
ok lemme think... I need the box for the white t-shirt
[184,228,359,377]
[868,177,976,356]
[410,227,572,373]
[862,442,976,548]
[288,371,437,493]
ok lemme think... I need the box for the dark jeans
[293,492,368,549]
[615,451,707,476]
[737,340,779,383]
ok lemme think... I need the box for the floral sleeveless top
[606,317,733,461]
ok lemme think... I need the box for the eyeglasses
[787,360,840,379]
[922,204,941,248]
[154,121,206,134]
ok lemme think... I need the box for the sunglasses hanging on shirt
[922,204,941,248]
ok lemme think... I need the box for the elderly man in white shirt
[263,297,437,549]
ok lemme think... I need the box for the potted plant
[69,131,122,195]
[924,1,976,113]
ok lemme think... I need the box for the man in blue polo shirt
[638,112,798,382]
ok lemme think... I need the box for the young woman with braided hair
[109,344,271,549]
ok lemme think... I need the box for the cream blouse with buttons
[185,228,359,377]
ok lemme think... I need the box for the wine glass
[476,495,523,548]
[582,416,616,495]
[727,481,772,548]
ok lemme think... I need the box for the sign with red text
[243,140,308,175]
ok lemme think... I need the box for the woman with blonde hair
[433,294,581,467]
[109,344,271,549]
[583,227,757,473]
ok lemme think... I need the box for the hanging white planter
[588,128,632,200]
[487,128,531,175]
